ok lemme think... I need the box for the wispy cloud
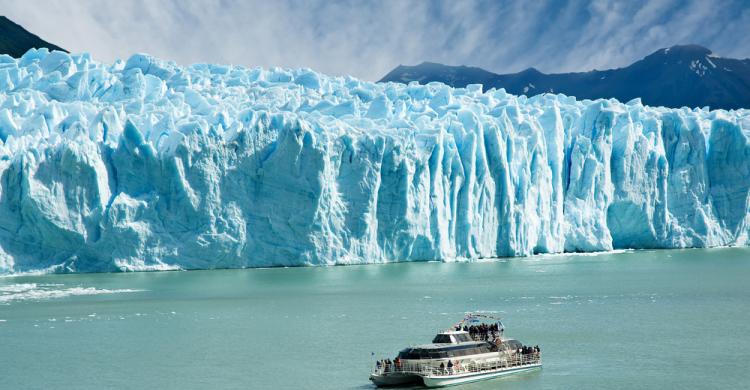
[3,0,749,80]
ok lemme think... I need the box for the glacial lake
[1,248,749,389]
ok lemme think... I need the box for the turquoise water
[1,248,749,389]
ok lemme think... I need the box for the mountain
[0,16,66,57]
[380,45,750,110]
[0,51,748,273]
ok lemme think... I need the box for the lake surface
[2,248,749,389]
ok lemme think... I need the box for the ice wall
[0,49,748,273]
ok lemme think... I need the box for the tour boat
[369,314,541,388]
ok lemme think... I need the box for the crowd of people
[454,322,502,341]
[520,345,541,356]
[438,360,461,374]
[375,357,402,373]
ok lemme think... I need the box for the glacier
[0,49,748,273]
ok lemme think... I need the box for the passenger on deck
[439,362,445,373]
[447,360,454,374]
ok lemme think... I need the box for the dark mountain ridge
[380,45,750,110]
[0,16,66,58]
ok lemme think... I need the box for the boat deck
[371,353,541,387]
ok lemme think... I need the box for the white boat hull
[421,363,542,388]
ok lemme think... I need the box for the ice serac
[0,49,749,273]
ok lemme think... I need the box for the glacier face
[0,49,749,273]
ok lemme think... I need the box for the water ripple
[0,283,143,303]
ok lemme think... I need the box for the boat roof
[410,338,520,350]
[410,341,488,350]
[457,313,504,326]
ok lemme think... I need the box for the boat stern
[369,371,423,387]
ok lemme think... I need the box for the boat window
[399,347,457,360]
[432,334,453,344]
[454,333,472,343]
[428,351,447,359]
[395,342,492,359]
[398,348,414,359]
[438,343,489,357]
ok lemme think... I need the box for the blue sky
[4,0,750,80]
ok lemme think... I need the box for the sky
[3,0,750,81]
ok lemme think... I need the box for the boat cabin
[431,331,473,344]
[396,331,495,360]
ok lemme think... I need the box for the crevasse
[0,49,748,273]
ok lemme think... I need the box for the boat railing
[372,352,541,377]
